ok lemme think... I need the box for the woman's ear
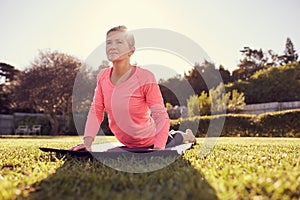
[128,47,135,56]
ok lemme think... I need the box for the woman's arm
[143,75,170,149]
[69,72,105,151]
[83,72,105,142]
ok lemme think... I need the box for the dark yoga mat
[40,142,194,159]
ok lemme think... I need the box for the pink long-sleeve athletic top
[84,66,170,149]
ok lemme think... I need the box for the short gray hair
[106,25,135,49]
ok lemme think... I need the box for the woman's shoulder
[97,67,112,80]
[99,67,112,75]
[135,66,155,79]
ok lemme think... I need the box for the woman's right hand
[68,136,94,151]
[68,144,89,151]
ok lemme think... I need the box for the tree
[159,74,194,106]
[233,47,267,81]
[266,49,281,67]
[72,63,96,133]
[0,63,20,113]
[240,47,267,68]
[218,65,231,84]
[13,50,83,135]
[227,62,300,104]
[278,37,298,65]
[184,60,224,95]
[0,63,19,83]
[73,60,110,114]
[159,61,228,107]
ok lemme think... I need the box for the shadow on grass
[0,135,59,139]
[21,155,218,200]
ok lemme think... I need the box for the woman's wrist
[83,136,94,148]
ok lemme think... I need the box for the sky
[1,0,300,79]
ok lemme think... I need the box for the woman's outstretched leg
[165,129,196,148]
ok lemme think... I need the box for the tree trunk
[61,98,73,134]
[47,113,59,136]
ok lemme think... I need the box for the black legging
[165,131,184,148]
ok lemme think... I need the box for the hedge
[257,110,300,137]
[170,109,300,137]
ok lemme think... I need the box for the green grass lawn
[0,136,299,200]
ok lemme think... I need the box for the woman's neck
[111,59,133,85]
[112,59,131,77]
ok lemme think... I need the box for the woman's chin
[108,56,120,62]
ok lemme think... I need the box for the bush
[221,114,257,137]
[171,114,256,137]
[258,109,300,137]
[187,95,200,117]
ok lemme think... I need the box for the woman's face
[106,31,133,62]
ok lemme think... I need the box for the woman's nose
[108,42,117,50]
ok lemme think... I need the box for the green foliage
[232,39,299,81]
[279,37,298,65]
[172,114,255,137]
[1,137,300,199]
[235,47,266,80]
[226,89,246,113]
[186,95,200,117]
[220,114,257,136]
[258,109,300,137]
[209,83,226,114]
[186,85,245,118]
[198,91,211,115]
[0,63,20,114]
[227,62,300,104]
[159,75,194,106]
[160,61,231,106]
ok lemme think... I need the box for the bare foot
[182,129,196,144]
